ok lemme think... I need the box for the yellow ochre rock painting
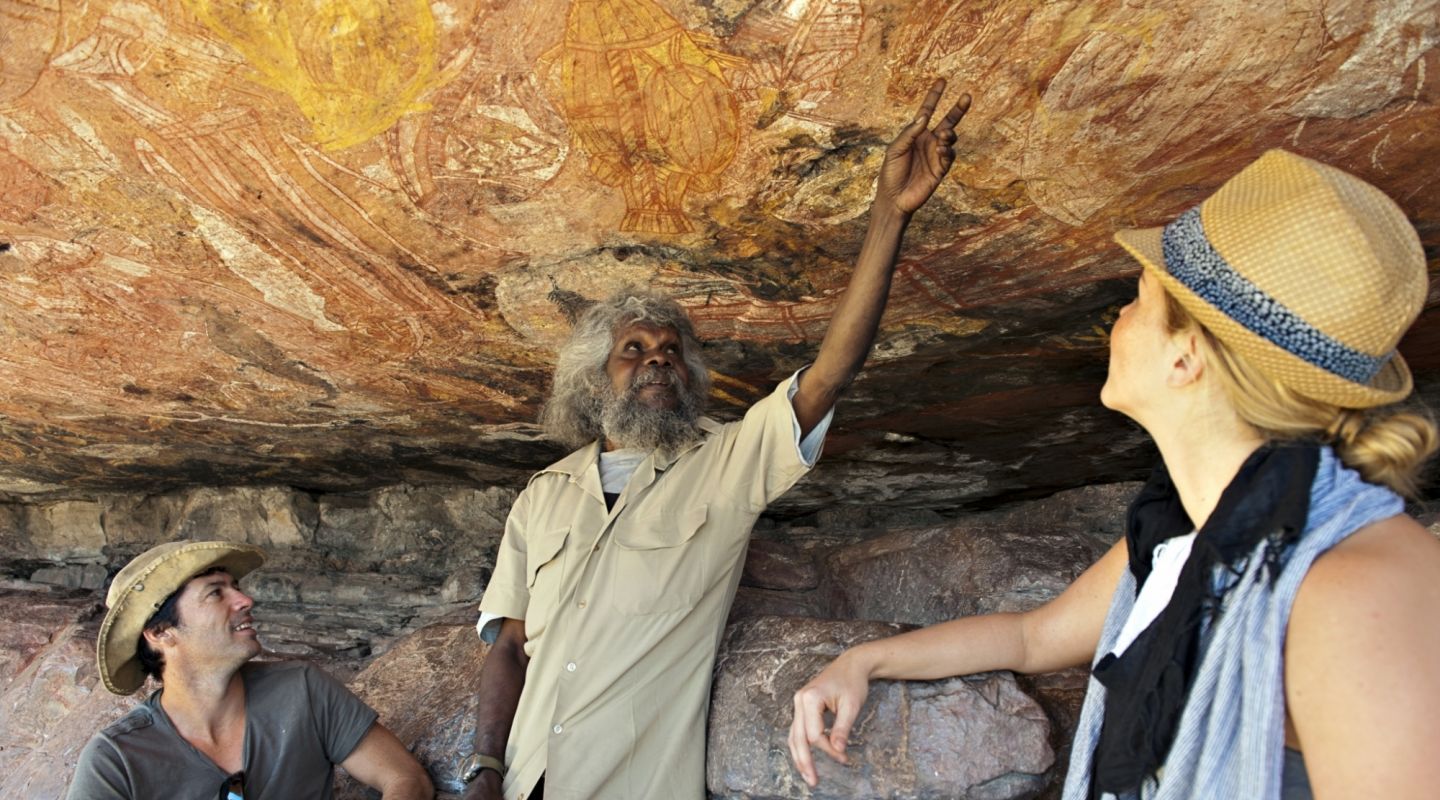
[183,0,443,151]
[549,0,743,234]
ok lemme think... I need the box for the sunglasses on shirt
[218,771,245,800]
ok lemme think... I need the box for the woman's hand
[875,78,971,216]
[788,648,873,788]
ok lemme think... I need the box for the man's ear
[1167,332,1206,388]
[142,626,174,649]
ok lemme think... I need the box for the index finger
[911,77,947,126]
[934,92,971,133]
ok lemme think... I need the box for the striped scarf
[1062,447,1403,800]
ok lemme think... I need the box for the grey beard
[600,368,703,453]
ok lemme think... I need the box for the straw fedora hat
[97,540,266,695]
[1114,149,1426,408]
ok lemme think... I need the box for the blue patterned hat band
[1160,208,1392,385]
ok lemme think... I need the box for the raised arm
[788,537,1128,787]
[791,79,971,436]
[461,618,530,800]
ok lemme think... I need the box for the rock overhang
[0,0,1436,510]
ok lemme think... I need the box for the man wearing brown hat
[66,540,434,799]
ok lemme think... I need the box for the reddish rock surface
[708,616,1053,799]
[740,538,820,592]
[0,594,142,799]
[820,482,1132,625]
[0,0,1435,508]
[0,472,1105,799]
[341,623,490,797]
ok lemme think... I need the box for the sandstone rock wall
[708,617,1054,800]
[0,480,1144,799]
[0,483,516,662]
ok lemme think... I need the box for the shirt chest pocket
[609,504,709,616]
[525,526,570,620]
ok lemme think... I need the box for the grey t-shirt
[67,660,378,800]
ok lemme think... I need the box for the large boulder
[332,615,1059,800]
[0,592,142,799]
[342,622,489,797]
[821,483,1133,625]
[708,616,1053,799]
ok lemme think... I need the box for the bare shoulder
[1298,513,1440,606]
[1288,513,1440,668]
[1285,521,1440,795]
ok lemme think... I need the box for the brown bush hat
[97,540,266,695]
[1114,149,1426,408]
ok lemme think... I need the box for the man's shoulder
[241,658,332,687]
[527,441,602,483]
[243,658,309,676]
[96,704,159,741]
[242,658,368,716]
[240,658,338,702]
[72,709,155,800]
[518,468,573,505]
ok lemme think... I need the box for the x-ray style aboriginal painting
[546,0,743,234]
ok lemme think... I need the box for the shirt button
[577,600,587,609]
[553,724,564,734]
[566,661,577,672]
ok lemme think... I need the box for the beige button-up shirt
[478,374,818,800]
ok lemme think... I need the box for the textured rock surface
[709,616,1053,799]
[822,482,1131,625]
[339,623,489,797]
[1,482,515,661]
[741,538,821,592]
[0,593,143,799]
[3,480,1127,800]
[1,0,1436,510]
[0,606,1053,800]
[0,589,102,686]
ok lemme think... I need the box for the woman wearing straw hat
[788,149,1440,799]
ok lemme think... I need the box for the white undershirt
[599,449,647,494]
[1109,532,1198,657]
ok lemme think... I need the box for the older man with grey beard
[458,80,972,800]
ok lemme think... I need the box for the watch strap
[459,752,506,783]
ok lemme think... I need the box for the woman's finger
[803,691,847,765]
[829,694,859,757]
[790,690,821,785]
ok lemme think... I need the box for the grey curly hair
[540,288,712,449]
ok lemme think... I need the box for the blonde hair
[1164,291,1437,497]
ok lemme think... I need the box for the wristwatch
[458,752,506,784]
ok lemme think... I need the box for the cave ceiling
[0,0,1438,512]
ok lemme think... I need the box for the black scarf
[1089,443,1319,797]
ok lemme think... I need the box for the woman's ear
[1167,332,1206,388]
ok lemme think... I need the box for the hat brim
[97,541,266,695]
[1114,225,1412,409]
